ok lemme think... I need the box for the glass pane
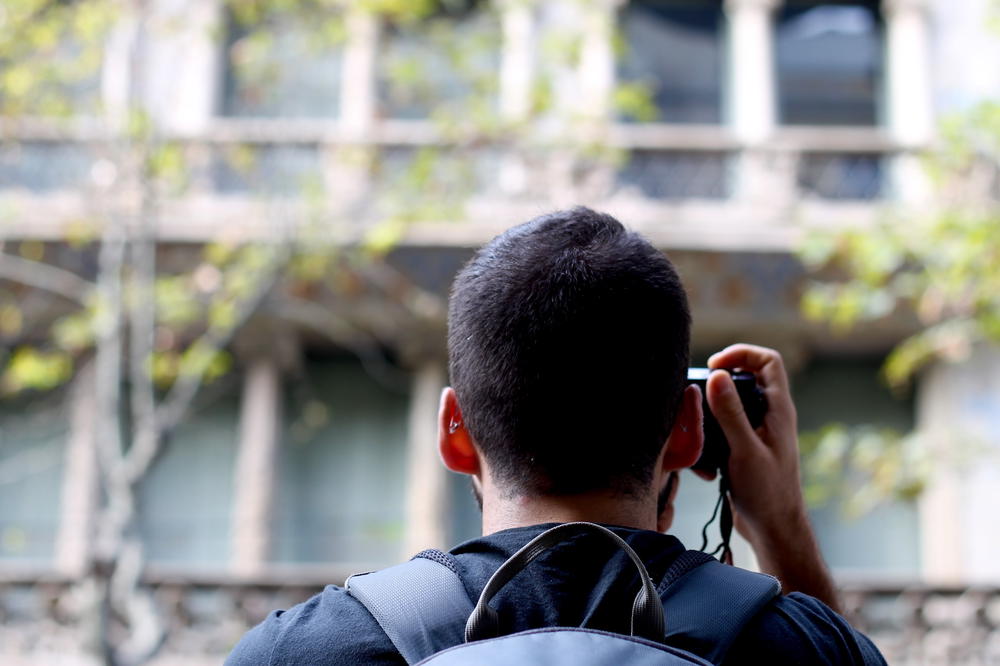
[378,8,500,120]
[618,0,724,124]
[0,142,93,192]
[617,150,731,199]
[138,394,239,565]
[212,144,322,195]
[275,358,409,566]
[0,390,68,563]
[798,152,884,200]
[794,358,918,575]
[776,3,884,125]
[222,15,342,118]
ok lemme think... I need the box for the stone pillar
[230,358,282,576]
[726,0,779,145]
[146,0,222,134]
[499,0,534,123]
[497,0,535,197]
[725,0,784,205]
[101,6,138,127]
[577,0,623,123]
[54,364,100,577]
[339,8,379,137]
[883,0,933,204]
[403,362,449,556]
[102,0,222,128]
[917,348,1000,583]
[326,8,379,214]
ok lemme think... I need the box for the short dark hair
[447,207,691,497]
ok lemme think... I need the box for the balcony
[1,568,997,665]
[0,117,905,253]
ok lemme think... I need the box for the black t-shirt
[225,524,887,665]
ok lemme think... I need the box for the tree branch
[124,245,290,484]
[0,252,95,304]
[268,295,412,392]
[125,164,159,495]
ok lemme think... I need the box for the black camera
[686,368,767,475]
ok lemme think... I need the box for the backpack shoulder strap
[346,550,474,665]
[658,551,782,665]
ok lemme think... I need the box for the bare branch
[125,245,290,484]
[361,260,447,322]
[92,218,130,569]
[125,174,159,495]
[0,252,95,304]
[268,295,412,392]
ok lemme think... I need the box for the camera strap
[699,475,734,565]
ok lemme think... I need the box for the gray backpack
[347,522,780,665]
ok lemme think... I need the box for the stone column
[230,358,282,576]
[339,8,379,137]
[102,0,222,130]
[146,0,222,134]
[916,348,1000,583]
[724,0,786,206]
[54,364,100,577]
[499,0,535,124]
[883,0,933,204]
[577,0,623,123]
[726,0,779,144]
[497,0,535,197]
[327,8,379,214]
[403,362,449,556]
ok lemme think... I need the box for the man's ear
[661,384,704,472]
[438,387,480,475]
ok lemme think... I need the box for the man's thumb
[706,370,758,449]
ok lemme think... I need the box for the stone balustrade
[3,569,1000,664]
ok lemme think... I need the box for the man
[226,208,886,664]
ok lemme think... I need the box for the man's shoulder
[726,591,886,665]
[224,584,401,666]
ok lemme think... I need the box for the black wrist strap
[700,475,734,565]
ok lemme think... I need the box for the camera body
[686,368,767,475]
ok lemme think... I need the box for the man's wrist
[748,509,842,613]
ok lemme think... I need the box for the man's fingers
[706,370,763,459]
[708,343,789,393]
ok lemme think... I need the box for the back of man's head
[448,207,691,498]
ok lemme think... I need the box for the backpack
[347,522,780,665]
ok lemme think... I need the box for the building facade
[2,0,1000,663]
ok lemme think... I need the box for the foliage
[0,0,114,116]
[0,1,660,663]
[799,424,932,518]
[799,98,1000,513]
[801,103,1000,389]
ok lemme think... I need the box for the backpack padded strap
[346,551,473,665]
[659,554,782,665]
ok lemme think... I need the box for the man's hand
[706,343,841,613]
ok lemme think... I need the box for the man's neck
[481,489,658,535]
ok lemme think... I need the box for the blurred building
[2,0,1000,664]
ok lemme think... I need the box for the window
[618,0,725,124]
[794,358,918,576]
[378,4,499,120]
[0,390,69,563]
[775,2,884,125]
[616,150,731,199]
[0,142,93,192]
[798,152,885,200]
[221,13,343,118]
[274,357,409,566]
[212,144,322,195]
[138,394,240,566]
